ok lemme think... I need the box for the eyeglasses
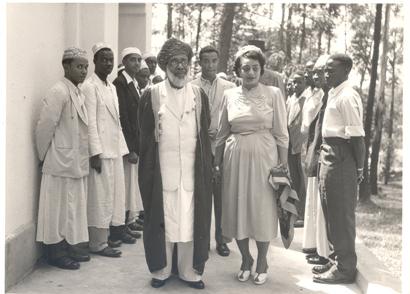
[169,58,189,67]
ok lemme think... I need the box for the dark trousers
[288,152,306,219]
[319,138,357,275]
[213,178,223,245]
[46,240,69,261]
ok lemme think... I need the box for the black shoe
[128,222,143,231]
[216,243,230,257]
[108,239,122,248]
[312,261,333,274]
[307,256,329,265]
[302,248,316,254]
[135,218,144,226]
[91,246,122,258]
[151,278,166,288]
[126,227,142,239]
[69,251,90,262]
[48,256,80,270]
[294,220,304,228]
[120,233,137,244]
[183,280,205,289]
[313,266,356,284]
[68,246,90,262]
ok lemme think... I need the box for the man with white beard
[138,38,213,289]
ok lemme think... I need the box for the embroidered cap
[62,47,88,61]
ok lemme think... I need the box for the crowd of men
[35,37,365,289]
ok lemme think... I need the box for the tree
[285,4,293,63]
[298,4,307,63]
[369,4,391,194]
[279,4,285,52]
[195,4,203,55]
[359,4,383,202]
[349,4,374,95]
[167,3,173,38]
[217,3,237,73]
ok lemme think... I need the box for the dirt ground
[356,178,402,280]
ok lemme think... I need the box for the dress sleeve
[337,91,365,137]
[215,93,231,148]
[270,87,289,148]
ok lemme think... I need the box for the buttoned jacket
[36,78,89,178]
[82,73,128,159]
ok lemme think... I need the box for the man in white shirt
[314,54,365,284]
[191,45,235,257]
[83,43,129,258]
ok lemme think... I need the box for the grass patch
[356,179,402,280]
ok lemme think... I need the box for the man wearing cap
[314,54,365,284]
[35,47,90,269]
[287,71,308,227]
[191,45,235,257]
[138,38,213,289]
[113,47,144,242]
[143,52,163,84]
[82,42,129,258]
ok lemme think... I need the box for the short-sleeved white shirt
[322,80,365,138]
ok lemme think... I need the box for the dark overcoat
[113,73,140,154]
[138,83,213,274]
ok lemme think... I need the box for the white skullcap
[92,42,112,55]
[121,47,142,61]
[314,54,330,69]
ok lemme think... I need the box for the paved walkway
[8,224,361,294]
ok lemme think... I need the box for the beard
[166,67,189,89]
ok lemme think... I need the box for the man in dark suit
[112,47,144,245]
[287,71,307,227]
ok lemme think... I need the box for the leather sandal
[253,264,269,285]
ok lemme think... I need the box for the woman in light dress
[214,45,289,285]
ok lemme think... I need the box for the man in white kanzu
[138,38,213,290]
[35,47,90,269]
[191,45,235,257]
[82,42,129,258]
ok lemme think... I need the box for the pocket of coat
[54,130,73,149]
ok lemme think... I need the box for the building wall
[5,2,150,289]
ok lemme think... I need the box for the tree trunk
[195,4,203,55]
[279,3,285,52]
[298,4,307,63]
[317,29,323,56]
[384,35,396,184]
[285,4,293,63]
[359,3,383,202]
[370,4,391,194]
[167,3,173,39]
[217,3,237,73]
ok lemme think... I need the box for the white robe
[123,158,143,223]
[158,80,197,242]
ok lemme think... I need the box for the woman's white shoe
[237,269,252,282]
[253,272,268,285]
